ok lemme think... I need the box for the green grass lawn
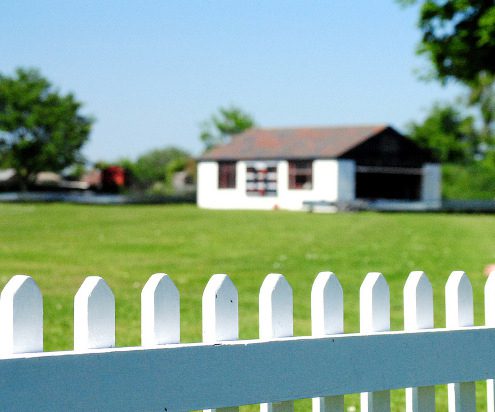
[1,203,494,411]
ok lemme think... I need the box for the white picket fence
[1,270,495,411]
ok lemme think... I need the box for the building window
[218,161,236,189]
[246,162,277,196]
[289,160,313,189]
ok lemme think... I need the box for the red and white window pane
[246,162,277,197]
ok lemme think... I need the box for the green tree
[407,103,479,163]
[467,72,495,146]
[399,1,495,158]
[0,68,93,189]
[132,146,191,189]
[399,0,495,84]
[200,105,255,150]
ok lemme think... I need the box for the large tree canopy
[399,0,495,157]
[200,105,255,150]
[0,68,93,188]
[407,103,479,163]
[400,0,495,83]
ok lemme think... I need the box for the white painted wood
[0,275,43,354]
[203,274,238,343]
[489,381,495,412]
[404,271,434,331]
[203,274,239,412]
[312,397,344,412]
[141,273,180,346]
[405,387,436,412]
[486,272,495,412]
[2,328,495,411]
[446,271,473,328]
[445,271,476,412]
[260,273,294,412]
[311,272,344,412]
[360,272,390,334]
[259,273,293,339]
[74,276,115,350]
[404,271,435,412]
[311,272,343,336]
[360,272,391,412]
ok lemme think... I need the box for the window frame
[288,160,313,190]
[218,161,236,189]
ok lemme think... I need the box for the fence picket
[203,274,239,343]
[446,271,476,412]
[404,271,435,412]
[486,272,495,412]
[2,268,495,410]
[311,272,344,412]
[260,273,294,412]
[74,276,115,350]
[360,272,391,412]
[203,274,239,412]
[0,275,43,354]
[141,273,180,346]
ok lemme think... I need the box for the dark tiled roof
[199,124,391,160]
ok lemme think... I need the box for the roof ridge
[248,124,389,132]
[199,124,399,161]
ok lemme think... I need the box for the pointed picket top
[360,272,390,333]
[202,276,239,412]
[485,271,495,326]
[260,274,295,412]
[404,271,434,330]
[445,271,473,328]
[360,273,391,412]
[312,272,344,410]
[311,272,343,336]
[202,274,238,343]
[404,272,435,412]
[0,275,43,354]
[202,278,240,412]
[446,271,476,411]
[259,273,293,340]
[74,276,115,350]
[141,273,180,347]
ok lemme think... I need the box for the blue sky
[0,1,463,162]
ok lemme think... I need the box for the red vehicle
[101,166,126,192]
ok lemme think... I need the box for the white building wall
[421,163,442,208]
[197,159,352,210]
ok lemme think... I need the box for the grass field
[1,203,494,410]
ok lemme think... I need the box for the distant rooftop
[199,124,393,160]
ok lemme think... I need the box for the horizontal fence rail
[0,270,494,411]
[1,328,495,411]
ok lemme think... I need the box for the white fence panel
[74,276,115,350]
[203,274,239,412]
[404,271,435,412]
[2,269,495,411]
[311,272,344,412]
[446,271,476,412]
[2,328,495,411]
[0,275,43,354]
[360,272,391,412]
[141,273,180,346]
[260,273,294,412]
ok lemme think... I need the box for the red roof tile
[199,124,390,160]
